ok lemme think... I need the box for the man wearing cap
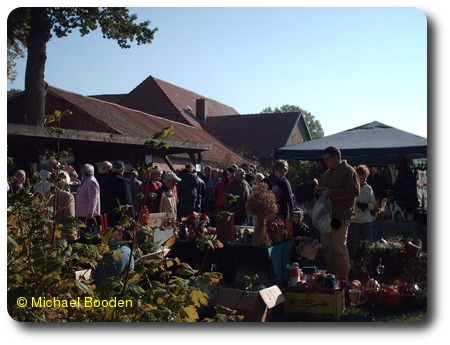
[225,167,251,225]
[153,171,181,217]
[101,160,134,227]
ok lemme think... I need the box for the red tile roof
[201,112,307,159]
[47,86,245,163]
[71,75,310,165]
[92,76,240,128]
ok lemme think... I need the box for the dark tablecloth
[215,239,295,287]
[171,238,295,287]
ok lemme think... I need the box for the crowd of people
[8,147,421,282]
[8,158,301,233]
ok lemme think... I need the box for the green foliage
[41,109,73,162]
[8,8,158,50]
[214,210,233,222]
[225,193,239,204]
[7,88,23,98]
[197,234,223,253]
[286,159,323,189]
[363,238,406,255]
[353,238,427,289]
[8,182,98,321]
[7,35,25,83]
[7,181,236,321]
[144,125,175,155]
[43,109,72,125]
[240,274,260,291]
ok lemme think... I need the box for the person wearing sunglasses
[318,146,360,281]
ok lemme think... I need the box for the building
[7,75,311,174]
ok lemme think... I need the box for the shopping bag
[311,193,333,234]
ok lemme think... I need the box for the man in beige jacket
[319,146,360,280]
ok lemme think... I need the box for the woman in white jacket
[347,164,376,260]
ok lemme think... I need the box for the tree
[7,88,23,99]
[7,39,25,83]
[261,104,324,139]
[7,7,158,126]
[261,104,325,187]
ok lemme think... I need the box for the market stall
[214,239,295,288]
[274,121,427,166]
[170,238,296,288]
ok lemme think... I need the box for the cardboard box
[216,285,285,322]
[283,288,345,319]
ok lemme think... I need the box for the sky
[3,0,449,342]
[6,6,428,138]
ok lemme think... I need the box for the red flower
[182,212,209,229]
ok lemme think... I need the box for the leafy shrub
[7,170,241,322]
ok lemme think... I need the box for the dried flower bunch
[246,183,278,217]
[246,183,278,247]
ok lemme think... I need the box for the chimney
[196,98,207,122]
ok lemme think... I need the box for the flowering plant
[181,212,210,230]
[179,212,210,240]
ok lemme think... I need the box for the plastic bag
[311,193,333,234]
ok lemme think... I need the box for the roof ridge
[89,92,127,101]
[152,76,203,127]
[89,92,127,97]
[152,76,240,116]
[205,111,301,120]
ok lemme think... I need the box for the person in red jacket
[140,168,162,215]
[213,169,230,210]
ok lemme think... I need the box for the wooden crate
[283,288,345,319]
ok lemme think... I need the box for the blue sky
[7,7,427,138]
